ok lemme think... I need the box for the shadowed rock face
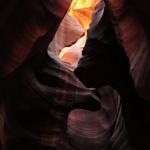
[123,0,150,42]
[0,51,100,150]
[0,1,101,150]
[67,85,125,150]
[0,0,72,78]
[75,7,130,90]
[105,0,150,100]
[74,4,150,150]
[0,1,71,149]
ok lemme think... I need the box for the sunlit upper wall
[68,0,100,31]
